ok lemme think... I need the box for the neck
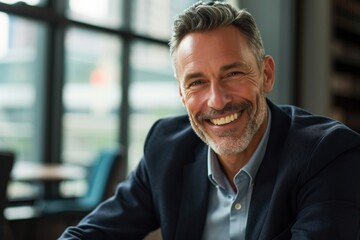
[217,110,269,190]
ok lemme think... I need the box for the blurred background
[0,0,359,239]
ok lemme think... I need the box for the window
[0,13,46,163]
[62,27,122,166]
[128,41,184,170]
[66,0,123,29]
[0,0,195,200]
[0,13,47,200]
[131,0,195,38]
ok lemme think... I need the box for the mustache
[197,101,252,121]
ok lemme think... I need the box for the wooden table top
[11,161,87,182]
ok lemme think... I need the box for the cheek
[227,82,255,101]
[183,95,200,114]
[182,90,208,115]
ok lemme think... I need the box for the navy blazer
[60,101,360,240]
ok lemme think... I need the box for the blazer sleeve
[58,115,198,240]
[58,158,159,240]
[290,127,360,239]
[58,119,165,240]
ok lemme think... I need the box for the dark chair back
[0,151,15,239]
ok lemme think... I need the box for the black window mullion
[43,0,66,164]
[119,0,132,171]
[44,26,65,164]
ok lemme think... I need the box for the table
[11,161,87,199]
[12,161,87,182]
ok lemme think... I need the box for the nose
[207,82,231,110]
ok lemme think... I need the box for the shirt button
[234,203,242,210]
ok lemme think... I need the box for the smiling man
[175,25,274,188]
[60,2,360,240]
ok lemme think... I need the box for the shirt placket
[230,172,250,240]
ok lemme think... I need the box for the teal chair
[37,148,124,216]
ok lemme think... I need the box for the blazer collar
[246,100,291,239]
[175,144,209,240]
[173,99,291,240]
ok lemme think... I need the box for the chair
[0,151,15,240]
[37,147,125,216]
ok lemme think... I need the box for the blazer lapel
[175,145,209,240]
[246,101,291,240]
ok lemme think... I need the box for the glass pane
[0,13,46,200]
[0,0,47,6]
[0,13,46,163]
[66,0,124,29]
[128,41,185,171]
[131,0,196,39]
[62,27,122,166]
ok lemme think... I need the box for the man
[60,1,360,239]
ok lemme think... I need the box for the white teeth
[210,113,239,126]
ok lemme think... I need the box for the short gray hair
[169,1,265,70]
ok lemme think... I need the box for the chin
[207,136,251,155]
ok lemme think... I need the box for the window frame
[0,0,169,165]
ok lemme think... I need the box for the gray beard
[188,98,266,155]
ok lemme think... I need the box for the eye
[187,79,205,88]
[226,71,242,78]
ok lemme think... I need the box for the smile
[210,112,240,126]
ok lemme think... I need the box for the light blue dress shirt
[202,109,271,240]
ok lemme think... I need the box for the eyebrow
[183,72,205,83]
[220,61,247,72]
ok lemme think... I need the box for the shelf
[331,72,360,99]
[330,0,360,133]
[331,40,360,65]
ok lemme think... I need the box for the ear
[262,55,275,94]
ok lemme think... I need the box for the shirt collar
[207,107,272,188]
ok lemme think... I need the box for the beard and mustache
[187,96,267,156]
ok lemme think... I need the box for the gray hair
[169,1,265,70]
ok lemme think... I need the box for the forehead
[175,26,256,76]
